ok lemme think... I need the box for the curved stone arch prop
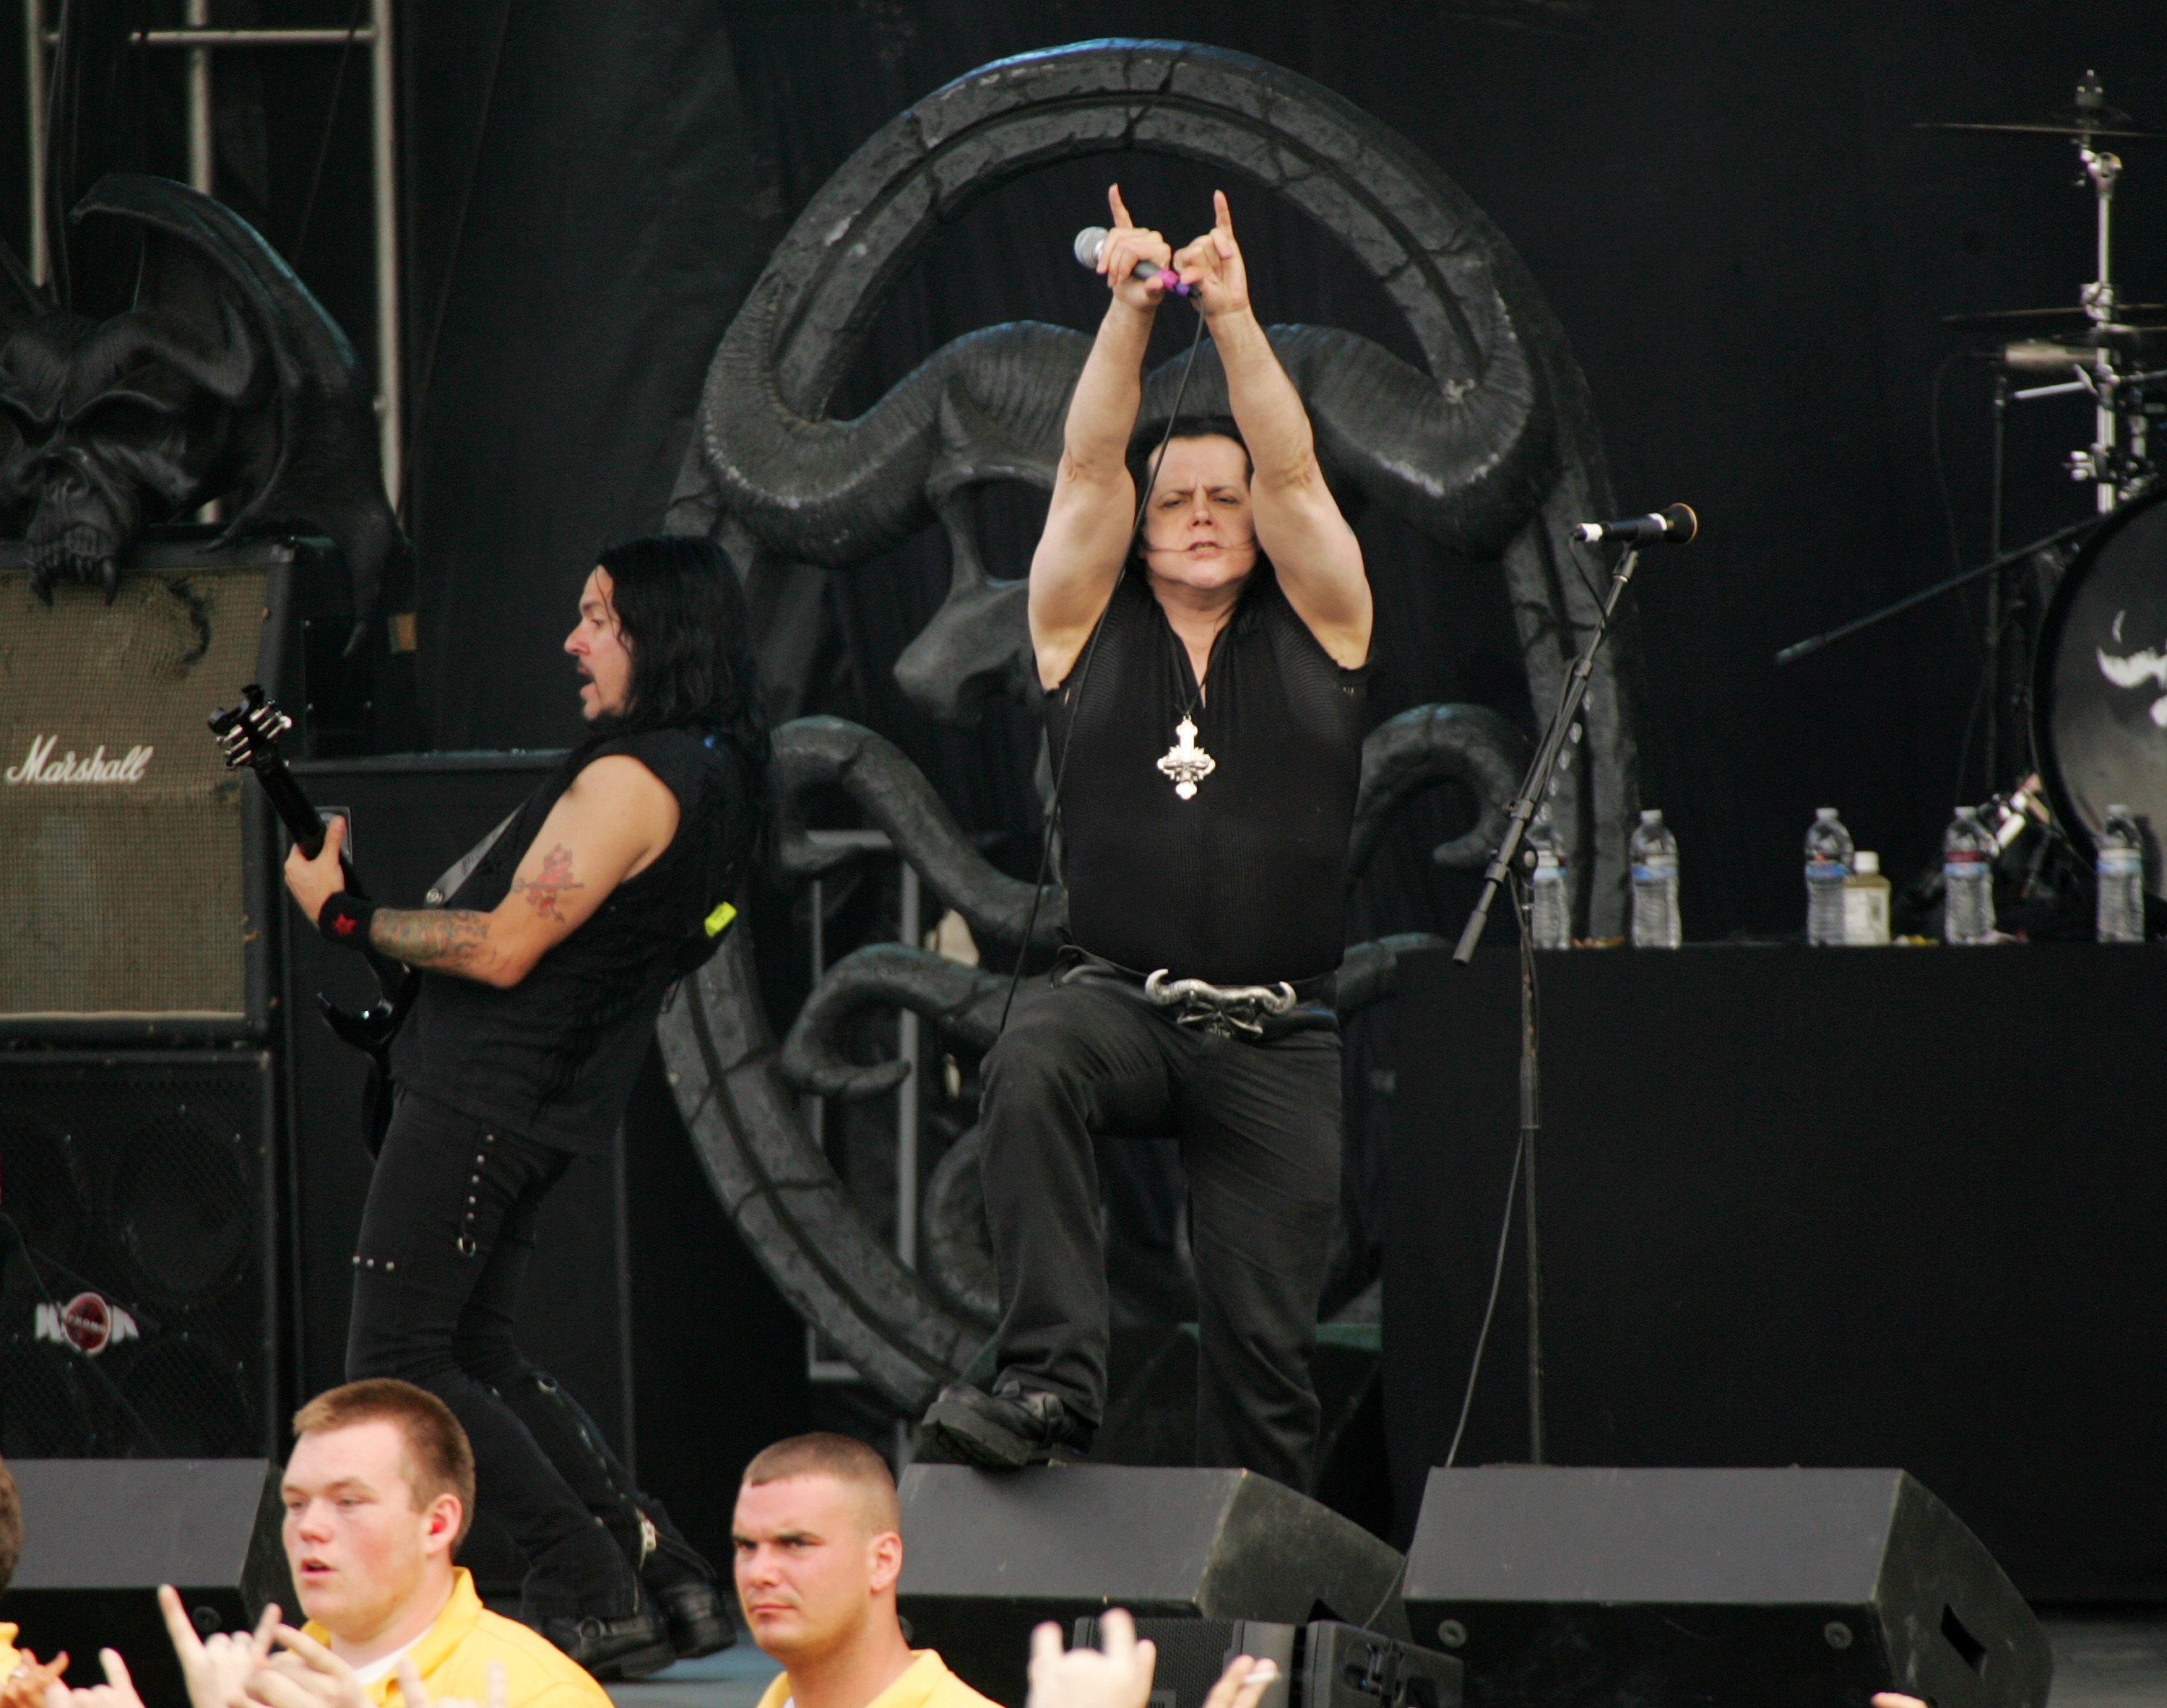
[659,40,1635,1409]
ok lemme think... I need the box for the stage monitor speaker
[4,1457,295,1708]
[0,1051,278,1460]
[897,1465,1410,1708]
[1072,1618,1463,1708]
[1401,1467,2051,1708]
[0,534,346,1042]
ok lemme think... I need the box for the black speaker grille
[0,1053,273,1457]
[0,566,268,1019]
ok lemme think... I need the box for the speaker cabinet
[1072,1618,1463,1708]
[1401,1467,2051,1708]
[0,1051,278,1460]
[897,1465,1411,1708]
[0,534,346,1042]
[5,1457,295,1708]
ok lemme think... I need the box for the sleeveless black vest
[392,726,748,1151]
[1046,568,1367,986]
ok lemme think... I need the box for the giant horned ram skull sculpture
[652,42,1641,1408]
[0,173,405,649]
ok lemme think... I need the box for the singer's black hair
[1125,412,1250,495]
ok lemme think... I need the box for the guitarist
[282,535,767,1683]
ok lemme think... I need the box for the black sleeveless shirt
[1047,568,1367,986]
[391,727,748,1152]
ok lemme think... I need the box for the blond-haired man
[733,1434,991,1708]
[235,1379,610,1708]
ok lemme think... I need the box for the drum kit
[1782,71,2167,906]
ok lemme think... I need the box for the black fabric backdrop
[412,1,2166,940]
[8,1,2163,932]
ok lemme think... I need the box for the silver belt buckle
[1143,969,1298,1038]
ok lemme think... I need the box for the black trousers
[977,976,1342,1490]
[345,1089,654,1620]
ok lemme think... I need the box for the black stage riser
[1401,1467,2049,1708]
[1381,943,2167,1600]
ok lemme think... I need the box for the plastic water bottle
[1528,817,1570,950]
[1804,808,1854,945]
[1630,809,1681,948]
[1942,805,1997,945]
[2096,805,2145,943]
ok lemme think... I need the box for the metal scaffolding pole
[19,4,401,500]
[22,0,44,283]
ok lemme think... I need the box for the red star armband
[316,891,378,950]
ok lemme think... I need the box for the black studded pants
[345,1088,650,1621]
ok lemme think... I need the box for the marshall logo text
[4,734,155,784]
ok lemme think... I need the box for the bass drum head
[2036,488,2167,888]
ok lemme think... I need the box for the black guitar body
[210,683,415,1153]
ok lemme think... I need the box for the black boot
[639,1518,735,1660]
[917,1382,1094,1469]
[521,1520,675,1682]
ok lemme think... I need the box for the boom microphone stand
[1453,506,1689,1461]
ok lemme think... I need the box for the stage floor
[602,1616,2167,1708]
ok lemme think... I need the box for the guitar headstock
[207,683,293,772]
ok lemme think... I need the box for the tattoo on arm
[368,908,501,974]
[512,844,586,918]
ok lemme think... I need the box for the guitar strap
[423,809,520,909]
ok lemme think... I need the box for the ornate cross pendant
[1156,715,1216,800]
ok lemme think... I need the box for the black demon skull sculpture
[0,173,402,646]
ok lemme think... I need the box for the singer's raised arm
[1029,185,1174,690]
[1172,191,1370,667]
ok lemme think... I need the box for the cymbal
[1946,305,2167,330]
[1917,118,2167,140]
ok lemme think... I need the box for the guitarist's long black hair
[580,534,770,805]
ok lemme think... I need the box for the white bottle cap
[1640,808,1662,824]
[1854,850,1880,875]
[1815,806,1838,820]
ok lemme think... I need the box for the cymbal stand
[2072,133,2130,513]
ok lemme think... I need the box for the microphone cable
[996,292,1212,1035]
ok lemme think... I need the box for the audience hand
[1871,1697,1929,1708]
[394,1657,503,1708]
[244,1627,366,1708]
[1026,1609,1158,1708]
[38,1649,136,1708]
[1199,1649,1280,1708]
[159,1585,280,1708]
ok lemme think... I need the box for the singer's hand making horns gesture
[1095,186,1251,323]
[1095,186,1174,312]
[1172,190,1250,321]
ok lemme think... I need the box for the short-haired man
[733,1434,992,1708]
[240,1379,610,1708]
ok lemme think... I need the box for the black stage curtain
[392,0,2167,942]
[6,2,2163,932]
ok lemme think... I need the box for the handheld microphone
[1073,226,1193,297]
[1573,503,1697,546]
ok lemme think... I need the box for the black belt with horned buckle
[1143,968,1299,1039]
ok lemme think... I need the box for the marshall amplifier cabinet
[0,532,349,1042]
[0,1050,280,1459]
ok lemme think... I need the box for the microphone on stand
[1073,225,1193,296]
[1574,503,1698,545]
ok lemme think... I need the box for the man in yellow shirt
[735,1435,992,1708]
[233,1379,610,1708]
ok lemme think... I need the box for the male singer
[920,188,1370,1489]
